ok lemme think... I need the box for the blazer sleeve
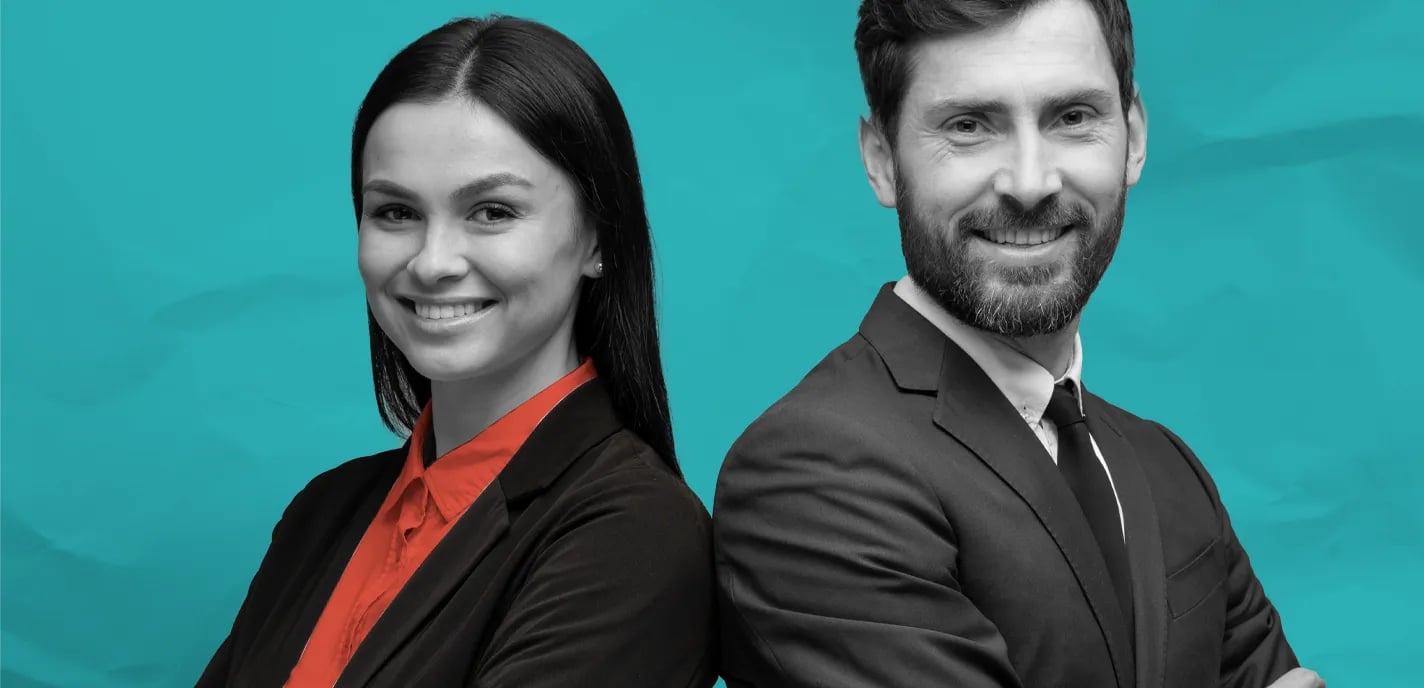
[713,403,1023,688]
[195,499,298,687]
[1157,424,1300,687]
[473,463,717,688]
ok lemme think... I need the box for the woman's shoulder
[529,428,713,583]
[279,447,406,521]
[564,429,712,528]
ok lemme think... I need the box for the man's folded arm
[1157,424,1300,687]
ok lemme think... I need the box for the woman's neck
[427,339,580,459]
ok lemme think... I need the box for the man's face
[861,0,1147,337]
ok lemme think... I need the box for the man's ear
[859,116,899,208]
[1125,83,1148,188]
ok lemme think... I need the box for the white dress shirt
[893,276,1126,538]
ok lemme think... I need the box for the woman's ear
[578,211,603,279]
[583,238,603,279]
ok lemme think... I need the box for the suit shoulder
[1088,393,1186,450]
[1088,393,1226,510]
[1094,397,1199,462]
[736,334,887,436]
[721,334,915,488]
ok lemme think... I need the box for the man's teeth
[982,226,1069,246]
[414,301,487,320]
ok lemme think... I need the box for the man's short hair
[854,0,1136,141]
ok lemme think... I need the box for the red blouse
[285,359,598,686]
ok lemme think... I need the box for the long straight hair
[351,16,678,473]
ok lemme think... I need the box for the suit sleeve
[713,403,1023,688]
[473,465,717,688]
[1157,425,1300,687]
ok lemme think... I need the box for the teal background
[3,0,1420,685]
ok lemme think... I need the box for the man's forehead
[903,0,1116,102]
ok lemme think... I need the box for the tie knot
[1044,382,1085,427]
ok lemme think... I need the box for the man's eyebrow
[1040,87,1119,112]
[922,87,1119,120]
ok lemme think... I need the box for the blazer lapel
[336,484,512,688]
[334,378,624,686]
[859,284,1135,688]
[248,452,403,688]
[1084,389,1169,688]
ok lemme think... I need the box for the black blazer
[199,379,717,687]
[714,284,1298,688]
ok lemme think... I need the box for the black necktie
[1044,382,1134,628]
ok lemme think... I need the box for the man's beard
[897,178,1127,338]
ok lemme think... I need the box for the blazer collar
[496,377,624,503]
[336,377,624,686]
[860,282,1137,688]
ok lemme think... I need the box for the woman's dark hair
[351,15,678,473]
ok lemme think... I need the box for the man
[713,1,1323,686]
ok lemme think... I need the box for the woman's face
[357,97,599,386]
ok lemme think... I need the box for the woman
[198,15,715,687]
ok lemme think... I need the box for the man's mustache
[957,201,1093,234]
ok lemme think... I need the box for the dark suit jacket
[714,284,1298,688]
[199,380,717,687]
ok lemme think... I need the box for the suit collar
[858,282,944,393]
[860,284,1137,688]
[892,275,1088,423]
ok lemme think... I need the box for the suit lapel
[932,345,1136,688]
[1084,389,1168,688]
[859,284,1135,688]
[333,379,624,686]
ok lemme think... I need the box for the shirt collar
[892,276,1084,425]
[399,358,598,520]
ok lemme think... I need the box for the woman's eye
[376,206,418,223]
[472,205,516,223]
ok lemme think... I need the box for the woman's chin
[406,355,494,384]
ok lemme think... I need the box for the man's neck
[985,319,1080,380]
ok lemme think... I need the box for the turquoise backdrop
[3,0,1420,685]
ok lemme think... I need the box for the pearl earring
[595,261,604,277]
